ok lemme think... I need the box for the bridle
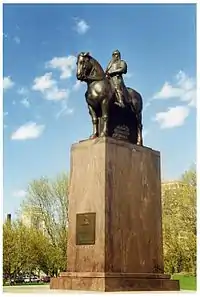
[78,56,105,81]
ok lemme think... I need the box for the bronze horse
[76,52,143,146]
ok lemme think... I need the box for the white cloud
[153,70,196,107]
[3,76,15,91]
[74,18,90,35]
[21,97,30,108]
[56,100,74,119]
[32,72,70,101]
[45,87,69,101]
[17,87,29,96]
[72,80,82,91]
[153,82,182,99]
[13,36,20,44]
[153,105,190,129]
[18,87,30,107]
[32,72,56,92]
[187,90,196,107]
[46,56,76,79]
[13,190,27,198]
[175,71,195,90]
[11,122,45,140]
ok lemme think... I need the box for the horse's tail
[127,87,143,114]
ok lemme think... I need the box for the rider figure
[105,50,128,108]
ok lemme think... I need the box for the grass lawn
[3,282,47,286]
[172,274,196,291]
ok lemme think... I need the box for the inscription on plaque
[76,213,96,245]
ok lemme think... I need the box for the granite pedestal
[50,137,179,291]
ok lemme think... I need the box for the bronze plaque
[76,213,96,245]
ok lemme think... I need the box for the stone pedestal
[50,137,179,291]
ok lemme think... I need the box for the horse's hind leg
[88,104,99,138]
[100,98,109,137]
[136,112,143,146]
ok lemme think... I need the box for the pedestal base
[50,138,180,292]
[50,272,180,291]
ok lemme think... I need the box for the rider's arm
[105,61,112,73]
[109,61,127,76]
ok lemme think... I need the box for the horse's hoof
[137,141,142,146]
[89,134,98,139]
[100,132,108,137]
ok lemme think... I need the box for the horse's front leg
[86,91,99,139]
[88,104,98,139]
[100,98,109,137]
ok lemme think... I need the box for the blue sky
[3,4,196,218]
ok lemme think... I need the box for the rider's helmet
[112,50,121,59]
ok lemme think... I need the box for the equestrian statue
[76,50,143,146]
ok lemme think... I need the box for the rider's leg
[115,90,125,107]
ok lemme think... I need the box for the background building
[161,180,186,192]
[20,206,46,234]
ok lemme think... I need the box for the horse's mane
[89,56,105,75]
[79,52,105,79]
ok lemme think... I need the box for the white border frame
[1,1,199,297]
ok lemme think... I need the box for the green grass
[3,282,46,286]
[172,274,196,291]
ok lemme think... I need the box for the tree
[19,172,69,273]
[162,166,196,275]
[3,219,63,279]
[181,164,196,187]
[3,221,18,279]
[3,221,38,278]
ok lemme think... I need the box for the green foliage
[3,220,66,278]
[20,172,69,273]
[181,164,196,187]
[3,221,44,277]
[162,167,196,275]
[3,172,69,278]
[3,167,196,279]
[3,221,18,277]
